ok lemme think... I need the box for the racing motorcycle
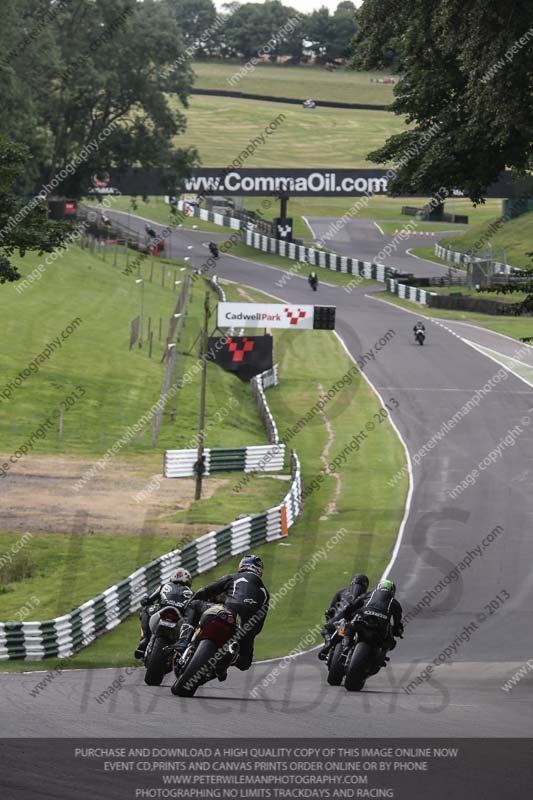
[208,242,220,259]
[343,615,392,691]
[143,583,190,686]
[171,604,240,697]
[414,329,425,346]
[308,273,318,291]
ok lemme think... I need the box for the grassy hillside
[440,211,533,270]
[193,61,396,106]
[171,95,407,168]
[0,244,264,456]
[1,280,408,669]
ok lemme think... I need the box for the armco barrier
[0,368,301,661]
[386,278,437,306]
[167,199,398,283]
[164,444,285,477]
[251,365,280,444]
[434,243,520,275]
[243,229,395,282]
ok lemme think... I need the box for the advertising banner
[207,336,273,381]
[77,168,520,198]
[217,302,315,329]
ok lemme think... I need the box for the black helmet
[351,574,369,590]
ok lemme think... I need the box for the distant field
[171,95,407,169]
[193,61,396,106]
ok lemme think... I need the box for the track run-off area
[3,211,533,738]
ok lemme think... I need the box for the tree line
[176,0,358,65]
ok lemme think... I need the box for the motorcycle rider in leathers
[318,574,369,661]
[342,578,404,663]
[174,555,269,679]
[134,568,193,659]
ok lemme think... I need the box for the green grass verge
[375,293,533,339]
[440,211,533,270]
[1,281,408,669]
[171,95,407,169]
[1,244,266,456]
[408,244,457,268]
[193,61,396,106]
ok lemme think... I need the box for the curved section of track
[3,212,531,737]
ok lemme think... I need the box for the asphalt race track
[3,210,532,737]
[305,216,464,277]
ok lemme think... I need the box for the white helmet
[174,568,192,586]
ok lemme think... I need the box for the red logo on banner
[284,308,307,325]
[227,337,255,362]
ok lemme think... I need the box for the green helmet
[377,579,396,595]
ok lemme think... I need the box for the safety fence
[0,368,301,661]
[244,229,396,282]
[251,365,280,445]
[167,199,398,283]
[434,243,519,275]
[164,444,285,477]
[386,278,437,306]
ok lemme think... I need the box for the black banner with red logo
[207,336,273,381]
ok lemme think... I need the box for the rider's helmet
[173,567,192,586]
[238,555,264,578]
[377,578,396,596]
[351,574,369,590]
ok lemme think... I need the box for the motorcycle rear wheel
[171,639,218,697]
[345,641,373,691]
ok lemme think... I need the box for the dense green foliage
[354,0,533,202]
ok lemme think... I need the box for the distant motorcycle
[171,604,240,697]
[415,329,425,346]
[308,274,318,292]
[208,242,220,259]
[143,584,190,686]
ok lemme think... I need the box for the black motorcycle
[143,584,190,686]
[343,616,392,691]
[308,274,318,291]
[171,604,240,697]
[415,329,425,346]
[208,242,220,259]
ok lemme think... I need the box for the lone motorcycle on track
[413,321,426,346]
